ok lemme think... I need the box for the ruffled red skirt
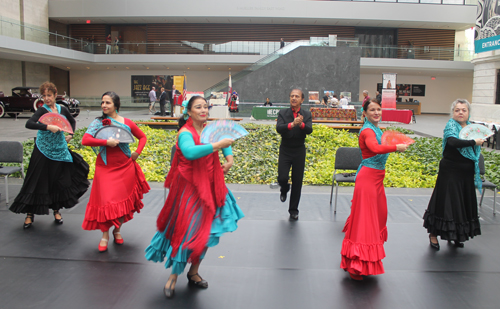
[340,166,387,276]
[82,147,150,232]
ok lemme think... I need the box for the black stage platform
[1,183,499,309]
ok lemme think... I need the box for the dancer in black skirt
[423,99,484,249]
[9,82,90,229]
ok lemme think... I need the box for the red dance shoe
[113,232,124,245]
[349,273,363,281]
[98,239,108,252]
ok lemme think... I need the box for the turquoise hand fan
[200,120,249,143]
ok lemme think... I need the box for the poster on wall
[131,75,174,101]
[382,73,396,89]
[475,0,500,53]
[411,84,426,96]
[397,84,411,96]
[309,91,320,104]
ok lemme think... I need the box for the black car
[0,87,80,118]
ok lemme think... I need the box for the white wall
[70,69,229,98]
[360,74,473,114]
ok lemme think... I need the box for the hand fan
[39,112,73,134]
[95,126,135,143]
[381,130,415,146]
[459,124,494,140]
[200,120,249,143]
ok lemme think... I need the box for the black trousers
[277,144,306,216]
[160,101,166,116]
[169,100,174,116]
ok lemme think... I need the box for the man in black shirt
[276,89,313,220]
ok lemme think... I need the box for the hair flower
[102,119,111,126]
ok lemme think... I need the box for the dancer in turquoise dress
[145,96,244,299]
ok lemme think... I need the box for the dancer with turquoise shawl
[9,82,90,229]
[340,99,408,281]
[424,99,484,250]
[82,91,150,252]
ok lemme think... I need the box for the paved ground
[1,110,500,309]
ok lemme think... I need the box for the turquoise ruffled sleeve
[178,131,214,160]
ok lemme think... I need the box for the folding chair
[329,147,362,214]
[478,154,498,215]
[0,141,25,206]
[164,144,176,202]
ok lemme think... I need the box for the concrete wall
[232,46,360,103]
[0,1,50,91]
[360,73,473,114]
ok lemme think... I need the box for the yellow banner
[173,76,185,94]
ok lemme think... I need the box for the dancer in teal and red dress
[145,96,244,299]
[340,99,408,281]
[82,91,150,252]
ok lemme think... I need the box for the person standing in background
[149,86,157,114]
[105,34,112,54]
[159,87,167,116]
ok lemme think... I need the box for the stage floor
[1,183,499,309]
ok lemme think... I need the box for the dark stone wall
[233,46,361,103]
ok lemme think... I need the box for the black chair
[411,110,416,123]
[329,147,362,214]
[478,154,498,215]
[0,141,25,206]
[486,126,497,150]
[164,144,177,202]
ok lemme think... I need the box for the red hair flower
[102,119,111,126]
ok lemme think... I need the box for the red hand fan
[39,112,74,134]
[381,130,415,146]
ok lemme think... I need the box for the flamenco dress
[340,120,396,276]
[81,117,150,232]
[9,104,90,214]
[423,119,481,242]
[145,119,244,274]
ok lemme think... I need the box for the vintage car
[0,86,80,118]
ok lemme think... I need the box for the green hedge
[5,123,500,188]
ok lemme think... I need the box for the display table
[251,106,288,120]
[210,105,230,119]
[310,107,357,121]
[382,109,413,124]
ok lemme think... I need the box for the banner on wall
[381,89,397,109]
[411,84,426,96]
[131,75,176,101]
[382,73,396,89]
[475,0,500,53]
[381,73,397,109]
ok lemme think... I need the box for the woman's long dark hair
[178,96,207,130]
[97,91,121,120]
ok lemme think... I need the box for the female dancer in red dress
[81,91,150,252]
[340,99,408,280]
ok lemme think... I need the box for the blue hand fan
[200,120,249,143]
[95,125,135,143]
